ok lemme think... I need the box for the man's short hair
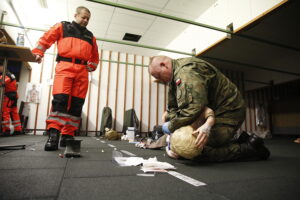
[148,56,168,73]
[149,56,168,66]
[148,57,154,73]
[76,6,90,14]
[149,56,155,66]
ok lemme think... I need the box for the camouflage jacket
[166,57,245,132]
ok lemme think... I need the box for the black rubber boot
[12,131,24,136]
[60,134,75,147]
[236,131,250,143]
[2,131,11,137]
[240,134,270,160]
[44,128,60,151]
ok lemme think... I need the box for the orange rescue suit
[32,21,99,136]
[1,72,22,133]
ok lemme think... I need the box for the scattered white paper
[113,157,144,167]
[140,157,176,173]
[112,153,176,173]
[140,167,168,173]
[142,157,176,170]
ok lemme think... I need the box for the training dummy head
[170,125,203,159]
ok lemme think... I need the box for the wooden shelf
[0,28,34,69]
[0,44,36,62]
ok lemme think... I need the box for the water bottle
[16,32,24,46]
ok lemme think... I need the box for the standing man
[32,6,99,151]
[149,56,270,162]
[0,59,23,136]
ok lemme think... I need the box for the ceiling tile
[110,9,154,29]
[163,0,217,20]
[118,0,169,12]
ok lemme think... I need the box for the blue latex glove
[162,122,171,134]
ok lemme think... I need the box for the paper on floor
[113,157,144,167]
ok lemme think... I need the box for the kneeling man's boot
[44,128,60,151]
[240,134,270,160]
[236,131,250,143]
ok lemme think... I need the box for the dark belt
[56,55,87,65]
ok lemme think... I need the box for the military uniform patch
[176,79,181,86]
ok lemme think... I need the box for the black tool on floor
[64,140,82,158]
[0,144,26,150]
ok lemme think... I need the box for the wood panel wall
[22,50,165,135]
[22,51,300,137]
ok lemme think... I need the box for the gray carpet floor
[0,135,299,200]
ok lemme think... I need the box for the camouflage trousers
[200,108,246,162]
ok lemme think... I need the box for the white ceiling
[2,0,217,56]
[1,0,299,91]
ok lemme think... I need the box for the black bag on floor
[122,109,139,135]
[100,107,112,136]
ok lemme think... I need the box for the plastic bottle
[16,31,24,46]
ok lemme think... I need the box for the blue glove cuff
[162,122,171,134]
